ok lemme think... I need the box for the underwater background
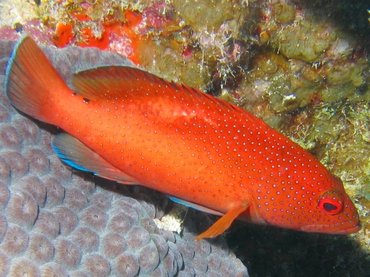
[0,0,368,276]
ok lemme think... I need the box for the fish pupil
[323,202,338,212]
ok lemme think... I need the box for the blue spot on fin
[168,196,223,216]
[52,133,139,184]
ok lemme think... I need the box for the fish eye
[318,197,343,215]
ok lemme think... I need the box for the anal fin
[52,133,139,184]
[168,196,223,216]
[195,201,248,240]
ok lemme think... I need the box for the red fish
[5,37,360,239]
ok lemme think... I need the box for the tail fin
[5,36,67,124]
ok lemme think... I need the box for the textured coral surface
[0,41,248,277]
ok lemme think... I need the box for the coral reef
[230,1,369,275]
[0,0,255,89]
[0,41,248,276]
[245,0,369,247]
[0,0,368,276]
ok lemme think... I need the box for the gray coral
[0,40,248,277]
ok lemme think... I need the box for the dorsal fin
[72,66,169,100]
[72,65,248,117]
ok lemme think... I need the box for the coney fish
[5,36,360,239]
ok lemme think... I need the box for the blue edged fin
[5,36,67,124]
[52,133,139,184]
[168,196,223,216]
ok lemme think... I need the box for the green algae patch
[172,0,241,32]
[273,2,296,24]
[137,38,211,89]
[272,21,335,62]
[259,2,337,62]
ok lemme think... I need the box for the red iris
[318,197,343,215]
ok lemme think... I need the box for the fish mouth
[301,222,361,235]
[335,223,361,234]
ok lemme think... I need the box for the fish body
[5,37,360,239]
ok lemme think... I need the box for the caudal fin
[5,36,67,124]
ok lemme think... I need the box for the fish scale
[5,36,360,239]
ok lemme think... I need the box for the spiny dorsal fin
[72,66,169,100]
[72,65,247,116]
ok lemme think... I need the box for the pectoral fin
[195,201,248,240]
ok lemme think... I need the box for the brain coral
[0,40,248,277]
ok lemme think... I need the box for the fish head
[251,172,360,234]
[299,178,360,234]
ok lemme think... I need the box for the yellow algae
[172,0,242,32]
[273,2,296,24]
[0,0,38,26]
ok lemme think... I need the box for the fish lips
[300,221,361,235]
